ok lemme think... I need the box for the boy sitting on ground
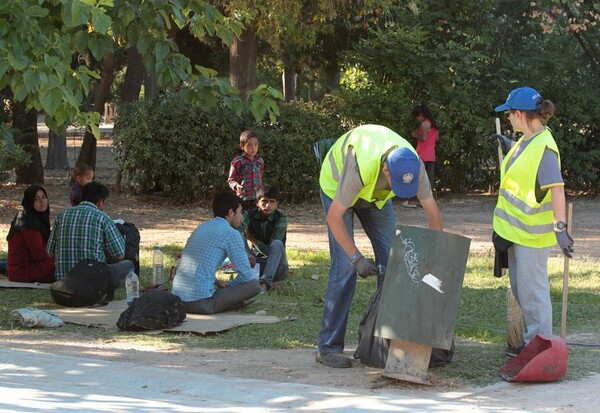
[238,185,289,293]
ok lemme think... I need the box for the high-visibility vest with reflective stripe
[493,129,560,248]
[319,125,416,209]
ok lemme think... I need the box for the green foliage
[1,0,280,143]
[113,95,245,199]
[255,101,347,200]
[328,0,600,194]
[0,125,30,182]
[113,97,346,200]
[1,0,102,134]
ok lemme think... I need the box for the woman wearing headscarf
[6,185,55,283]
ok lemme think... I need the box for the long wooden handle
[560,202,574,339]
[495,117,504,163]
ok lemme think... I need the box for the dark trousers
[183,279,261,314]
[424,161,435,190]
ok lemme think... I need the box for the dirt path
[1,136,599,411]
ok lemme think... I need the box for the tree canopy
[1,0,598,192]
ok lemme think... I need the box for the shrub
[0,125,30,182]
[113,97,347,201]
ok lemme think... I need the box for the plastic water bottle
[125,268,139,305]
[152,245,164,285]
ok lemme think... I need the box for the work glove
[556,231,574,258]
[489,133,514,153]
[353,255,378,278]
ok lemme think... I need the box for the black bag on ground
[353,283,389,367]
[354,283,454,369]
[117,289,186,331]
[116,222,141,275]
[50,259,115,307]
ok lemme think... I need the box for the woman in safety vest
[492,87,574,357]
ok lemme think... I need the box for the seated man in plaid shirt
[47,181,132,287]
[171,192,261,314]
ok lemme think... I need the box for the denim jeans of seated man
[255,239,289,288]
[318,190,395,354]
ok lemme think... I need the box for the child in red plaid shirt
[228,130,264,210]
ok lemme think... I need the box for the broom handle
[560,202,573,339]
[495,117,504,163]
[495,117,506,277]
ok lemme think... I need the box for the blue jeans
[318,190,395,354]
[109,259,134,289]
[256,240,289,288]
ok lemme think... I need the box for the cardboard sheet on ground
[53,300,280,334]
[0,279,52,290]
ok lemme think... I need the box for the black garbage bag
[354,283,454,369]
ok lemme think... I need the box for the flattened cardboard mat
[53,300,280,334]
[0,279,52,290]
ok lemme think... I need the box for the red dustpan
[499,335,568,382]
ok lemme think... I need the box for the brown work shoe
[316,351,352,368]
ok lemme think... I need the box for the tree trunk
[120,47,144,102]
[12,102,44,184]
[229,27,257,98]
[143,72,160,99]
[45,130,69,170]
[77,51,116,169]
[325,65,341,92]
[282,70,297,102]
[114,46,145,192]
[281,49,298,101]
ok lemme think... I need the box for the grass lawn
[1,246,599,387]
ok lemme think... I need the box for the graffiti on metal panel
[400,235,421,284]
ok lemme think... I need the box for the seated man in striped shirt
[171,192,261,314]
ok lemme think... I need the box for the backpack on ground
[50,259,115,307]
[117,289,186,331]
[116,222,141,275]
[354,283,455,369]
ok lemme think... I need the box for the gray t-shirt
[335,147,432,208]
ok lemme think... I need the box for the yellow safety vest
[493,128,560,248]
[319,124,417,209]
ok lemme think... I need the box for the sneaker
[316,351,352,368]
[505,343,525,357]
[401,200,417,208]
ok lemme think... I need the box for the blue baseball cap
[495,87,543,112]
[387,147,420,199]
